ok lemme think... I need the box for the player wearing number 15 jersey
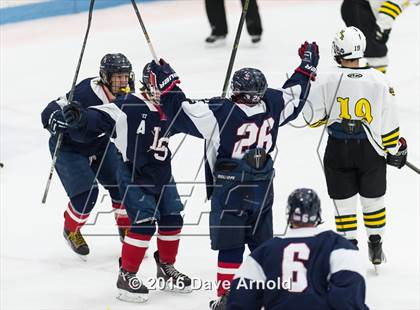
[61,64,192,303]
[148,41,319,308]
[227,188,368,310]
[302,27,408,269]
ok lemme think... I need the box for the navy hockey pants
[49,137,122,201]
[209,157,274,250]
[117,161,184,223]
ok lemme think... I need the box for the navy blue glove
[63,101,86,129]
[149,59,180,95]
[296,41,320,81]
[47,110,68,135]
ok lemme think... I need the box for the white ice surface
[1,1,419,309]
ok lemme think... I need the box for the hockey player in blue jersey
[226,188,368,310]
[147,41,319,308]
[61,64,192,303]
[41,53,133,259]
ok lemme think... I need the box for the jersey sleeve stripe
[382,1,402,14]
[381,127,399,139]
[329,249,365,278]
[233,255,267,282]
[309,117,328,128]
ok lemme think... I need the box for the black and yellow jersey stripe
[381,127,399,148]
[308,117,328,128]
[379,1,402,19]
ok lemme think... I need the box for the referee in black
[205,0,263,44]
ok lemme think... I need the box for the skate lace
[162,263,185,279]
[69,231,86,248]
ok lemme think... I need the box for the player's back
[229,228,367,310]
[315,66,389,126]
[206,88,284,160]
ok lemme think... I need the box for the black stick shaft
[42,0,96,204]
[131,0,159,62]
[221,0,250,98]
[406,161,420,174]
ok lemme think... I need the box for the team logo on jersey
[389,87,396,96]
[347,73,363,78]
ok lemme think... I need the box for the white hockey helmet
[332,26,366,62]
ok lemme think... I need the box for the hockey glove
[63,101,87,129]
[375,25,391,44]
[296,41,319,81]
[387,137,407,169]
[47,109,68,135]
[149,59,180,95]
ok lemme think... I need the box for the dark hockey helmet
[99,53,133,93]
[231,68,268,105]
[286,188,322,226]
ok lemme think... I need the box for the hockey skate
[63,228,89,260]
[154,251,192,293]
[116,265,149,303]
[251,35,261,44]
[205,34,226,46]
[368,235,386,274]
[209,290,230,310]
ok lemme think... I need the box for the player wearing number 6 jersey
[227,188,368,310]
[148,42,319,308]
[302,27,408,269]
[61,64,192,303]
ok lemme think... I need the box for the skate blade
[205,39,226,47]
[64,239,88,262]
[116,289,148,303]
[161,283,192,294]
[373,264,380,275]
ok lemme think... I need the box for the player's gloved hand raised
[149,59,180,95]
[375,25,391,44]
[387,137,407,169]
[63,101,87,129]
[296,41,319,81]
[47,109,68,135]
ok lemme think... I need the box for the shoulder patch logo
[347,73,363,78]
[389,87,396,96]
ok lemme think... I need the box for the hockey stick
[406,161,420,174]
[130,0,159,63]
[221,0,251,98]
[42,0,96,204]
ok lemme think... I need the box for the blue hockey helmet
[286,188,322,226]
[231,68,268,105]
[99,53,133,93]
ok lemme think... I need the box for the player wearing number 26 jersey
[302,27,408,270]
[227,189,368,310]
[148,41,319,307]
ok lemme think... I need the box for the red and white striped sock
[121,232,152,273]
[157,229,181,264]
[112,202,131,228]
[64,202,90,232]
[217,261,241,297]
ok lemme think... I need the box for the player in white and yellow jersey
[302,27,408,269]
[341,0,416,73]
